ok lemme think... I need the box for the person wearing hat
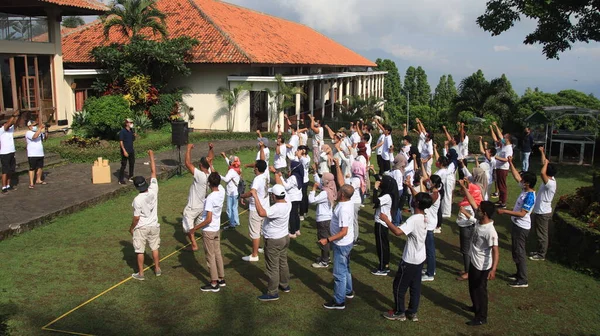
[118,118,137,184]
[0,110,20,193]
[256,130,270,163]
[251,183,292,301]
[129,150,161,280]
[25,120,48,189]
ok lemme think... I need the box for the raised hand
[479,136,483,141]
[208,143,214,150]
[187,143,194,150]
[538,146,544,153]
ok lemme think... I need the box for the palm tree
[265,74,305,131]
[62,16,85,28]
[102,0,167,40]
[339,95,385,121]
[453,70,516,120]
[217,82,253,132]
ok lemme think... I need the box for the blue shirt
[119,128,135,153]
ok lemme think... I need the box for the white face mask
[130,123,135,128]
[32,126,38,132]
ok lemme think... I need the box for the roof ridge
[186,0,252,63]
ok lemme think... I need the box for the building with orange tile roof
[60,0,387,132]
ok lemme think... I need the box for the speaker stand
[177,145,183,176]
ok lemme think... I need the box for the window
[0,12,49,43]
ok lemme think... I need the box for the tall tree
[477,0,600,59]
[217,83,253,132]
[432,75,449,110]
[447,75,457,100]
[375,58,403,119]
[102,0,167,40]
[402,66,418,106]
[415,66,431,106]
[62,16,85,28]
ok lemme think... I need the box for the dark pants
[374,223,390,271]
[458,159,468,180]
[436,187,444,229]
[424,230,436,276]
[264,236,290,296]
[316,220,331,263]
[459,225,475,273]
[532,213,551,258]
[468,264,490,322]
[496,169,509,204]
[300,183,309,215]
[289,201,301,234]
[119,151,135,182]
[377,155,384,175]
[380,159,391,173]
[399,184,409,211]
[393,260,423,315]
[511,224,530,282]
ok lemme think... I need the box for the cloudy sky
[223,0,600,97]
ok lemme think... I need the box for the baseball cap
[27,120,37,126]
[126,118,133,123]
[268,184,286,197]
[133,176,149,192]
[257,137,270,147]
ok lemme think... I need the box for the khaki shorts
[182,205,204,233]
[133,226,161,253]
[248,210,264,240]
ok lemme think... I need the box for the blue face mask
[501,139,506,145]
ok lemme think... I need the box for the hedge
[551,211,600,277]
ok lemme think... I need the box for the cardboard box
[92,157,111,184]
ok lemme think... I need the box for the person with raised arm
[181,143,213,251]
[529,146,558,261]
[274,152,304,238]
[220,152,241,230]
[497,156,536,288]
[309,172,337,268]
[308,114,324,163]
[416,118,434,176]
[371,174,399,276]
[416,159,441,282]
[129,150,161,280]
[479,136,497,200]
[273,130,287,174]
[240,159,269,262]
[0,110,20,193]
[521,127,534,172]
[492,122,513,208]
[25,120,48,189]
[381,191,433,322]
[372,118,387,175]
[457,179,499,326]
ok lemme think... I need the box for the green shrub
[133,113,152,135]
[83,95,132,140]
[148,92,182,129]
[552,211,600,277]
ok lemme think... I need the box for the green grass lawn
[1,150,599,335]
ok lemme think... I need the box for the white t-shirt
[345,177,362,204]
[263,201,292,239]
[400,214,427,264]
[288,134,299,154]
[330,201,355,246]
[459,135,469,158]
[282,175,302,202]
[249,173,269,212]
[425,193,440,231]
[313,127,324,148]
[350,132,361,145]
[309,190,332,222]
[512,191,536,229]
[486,157,496,184]
[533,178,557,215]
[375,194,392,228]
[256,147,270,163]
[496,144,513,170]
[201,185,225,232]
[365,132,372,158]
[318,152,330,175]
[187,169,209,209]
[132,178,159,229]
[0,125,16,155]
[274,144,287,169]
[469,221,498,271]
[221,168,240,196]
[376,134,385,155]
[421,138,433,159]
[456,205,477,227]
[300,156,311,183]
[26,130,45,157]
[299,132,308,146]
[381,134,393,161]
[387,170,404,193]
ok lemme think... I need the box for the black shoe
[1,188,7,194]
[345,291,355,299]
[200,284,220,292]
[466,319,487,326]
[279,285,291,293]
[323,300,345,310]
[118,180,127,185]
[7,186,16,191]
[217,279,226,287]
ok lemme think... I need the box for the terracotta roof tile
[39,0,109,12]
[62,0,375,67]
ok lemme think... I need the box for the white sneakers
[433,228,442,234]
[258,248,264,254]
[242,255,259,262]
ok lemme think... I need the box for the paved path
[0,140,257,240]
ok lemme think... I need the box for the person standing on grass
[130,150,160,280]
[118,118,136,185]
[387,153,407,226]
[0,110,19,193]
[255,130,270,163]
[372,123,386,176]
[181,143,214,252]
[530,146,557,262]
[240,159,269,262]
[309,172,337,268]
[25,120,48,189]
[497,156,536,288]
[220,153,241,230]
[491,122,513,208]
[333,157,363,243]
[418,168,441,283]
[298,145,311,221]
[521,127,534,172]
[415,118,434,176]
[371,174,399,276]
[381,192,433,322]
[479,136,497,201]
[190,172,226,292]
[274,157,303,238]
[308,114,324,163]
[251,184,292,301]
[273,132,288,174]
[320,184,356,310]
[457,179,499,327]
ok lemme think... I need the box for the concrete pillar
[309,81,314,116]
[295,86,301,127]
[330,82,335,118]
[345,78,350,102]
[357,77,363,98]
[337,79,343,104]
[320,80,326,118]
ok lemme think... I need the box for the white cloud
[379,35,439,62]
[493,45,511,52]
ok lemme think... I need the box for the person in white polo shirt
[129,150,160,281]
[251,184,292,302]
[0,110,19,193]
[240,160,269,262]
[529,147,557,261]
[190,172,226,292]
[320,184,356,310]
[309,172,337,268]
[382,192,433,322]
[25,120,48,189]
